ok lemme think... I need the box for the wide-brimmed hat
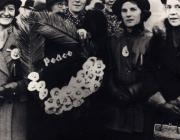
[21,0,34,10]
[0,0,22,9]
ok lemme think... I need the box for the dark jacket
[151,19,180,102]
[105,26,156,133]
[25,11,97,140]
[62,9,108,61]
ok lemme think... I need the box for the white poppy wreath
[27,57,105,115]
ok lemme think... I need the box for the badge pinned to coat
[122,45,129,57]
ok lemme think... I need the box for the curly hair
[112,0,151,22]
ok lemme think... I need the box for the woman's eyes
[7,5,15,11]
[121,9,127,12]
[121,8,137,12]
[166,5,180,9]
[175,5,180,9]
[130,7,137,11]
[166,5,171,9]
[8,8,15,11]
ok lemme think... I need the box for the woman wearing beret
[0,0,27,140]
[104,0,156,139]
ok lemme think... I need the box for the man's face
[166,0,180,27]
[121,1,141,27]
[0,4,15,26]
[51,1,67,13]
[68,0,86,15]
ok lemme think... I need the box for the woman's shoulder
[142,29,153,39]
[152,19,167,39]
[110,28,124,39]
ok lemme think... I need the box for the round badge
[122,45,129,57]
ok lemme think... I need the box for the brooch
[7,48,20,60]
[122,45,129,57]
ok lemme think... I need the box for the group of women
[0,0,180,140]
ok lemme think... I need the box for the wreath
[27,57,105,115]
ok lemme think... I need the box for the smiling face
[68,0,86,15]
[121,1,141,28]
[0,4,15,27]
[166,0,180,27]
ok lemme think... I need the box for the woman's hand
[169,99,180,108]
[158,102,180,116]
[77,29,88,40]
[0,82,18,99]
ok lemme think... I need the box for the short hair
[161,0,166,4]
[112,0,151,22]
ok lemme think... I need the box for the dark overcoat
[150,19,180,121]
[0,27,26,140]
[105,27,156,133]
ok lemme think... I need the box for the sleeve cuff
[148,91,166,106]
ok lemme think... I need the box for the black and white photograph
[0,0,180,140]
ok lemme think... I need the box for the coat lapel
[0,29,16,77]
[0,52,9,77]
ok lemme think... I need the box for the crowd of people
[0,0,180,140]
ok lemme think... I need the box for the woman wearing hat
[46,0,67,13]
[0,0,27,140]
[103,0,156,139]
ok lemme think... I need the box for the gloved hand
[128,83,142,97]
[0,82,18,99]
[77,29,88,40]
[169,99,180,108]
[158,102,180,116]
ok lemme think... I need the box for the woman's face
[51,1,67,13]
[121,1,141,28]
[0,4,15,26]
[68,0,86,15]
[166,0,180,27]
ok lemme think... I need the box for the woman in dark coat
[24,0,107,140]
[0,0,27,140]
[149,0,180,123]
[103,0,156,139]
